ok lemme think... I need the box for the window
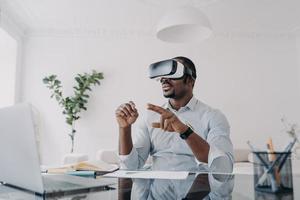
[0,27,17,108]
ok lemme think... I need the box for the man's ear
[183,75,195,87]
[187,76,195,87]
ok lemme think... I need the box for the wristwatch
[179,125,194,140]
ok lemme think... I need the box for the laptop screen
[0,103,44,193]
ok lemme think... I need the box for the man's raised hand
[115,101,139,128]
[147,103,188,133]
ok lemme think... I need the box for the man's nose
[160,78,170,83]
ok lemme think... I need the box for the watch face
[180,133,187,139]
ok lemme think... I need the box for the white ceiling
[1,0,300,38]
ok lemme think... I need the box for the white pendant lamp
[156,6,212,43]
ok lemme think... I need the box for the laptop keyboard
[43,176,85,191]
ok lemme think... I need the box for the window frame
[0,9,25,104]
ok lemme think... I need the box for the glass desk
[0,173,298,200]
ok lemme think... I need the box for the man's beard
[163,92,175,98]
[163,89,186,99]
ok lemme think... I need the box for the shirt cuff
[208,145,233,173]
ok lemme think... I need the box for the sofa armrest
[96,149,119,164]
[96,149,153,166]
[234,148,251,162]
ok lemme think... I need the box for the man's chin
[163,92,175,98]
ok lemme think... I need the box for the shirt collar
[185,96,198,111]
[164,96,198,111]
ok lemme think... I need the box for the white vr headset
[148,59,195,81]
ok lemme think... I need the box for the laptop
[0,103,115,196]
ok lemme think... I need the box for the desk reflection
[0,174,234,200]
[119,173,234,200]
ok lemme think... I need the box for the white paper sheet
[103,170,189,180]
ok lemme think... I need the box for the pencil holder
[252,151,293,193]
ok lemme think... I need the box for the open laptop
[0,103,115,196]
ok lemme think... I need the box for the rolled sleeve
[119,147,139,170]
[118,118,151,170]
[208,145,233,173]
[206,110,234,173]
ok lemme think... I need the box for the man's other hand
[115,101,139,128]
[147,103,188,134]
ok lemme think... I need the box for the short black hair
[172,56,197,80]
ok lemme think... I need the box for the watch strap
[180,126,194,140]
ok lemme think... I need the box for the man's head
[149,56,197,99]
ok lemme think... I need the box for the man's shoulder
[194,98,215,114]
[194,99,227,120]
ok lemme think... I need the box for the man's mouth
[162,83,172,91]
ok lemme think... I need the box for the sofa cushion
[233,148,251,162]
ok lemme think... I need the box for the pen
[247,141,269,168]
[247,141,258,151]
[278,138,297,172]
[66,171,96,178]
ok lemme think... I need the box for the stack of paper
[104,170,189,180]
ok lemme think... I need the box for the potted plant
[43,70,104,156]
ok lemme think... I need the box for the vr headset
[149,59,195,80]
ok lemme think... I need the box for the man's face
[160,76,190,99]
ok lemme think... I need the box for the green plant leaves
[42,70,104,128]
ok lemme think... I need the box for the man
[115,57,234,172]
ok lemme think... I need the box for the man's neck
[169,93,193,111]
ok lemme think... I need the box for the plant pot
[62,153,89,165]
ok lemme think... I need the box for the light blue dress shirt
[119,96,234,173]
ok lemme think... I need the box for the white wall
[296,38,300,104]
[21,34,300,165]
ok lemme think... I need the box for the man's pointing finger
[147,103,166,114]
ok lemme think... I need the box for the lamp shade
[156,6,212,43]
